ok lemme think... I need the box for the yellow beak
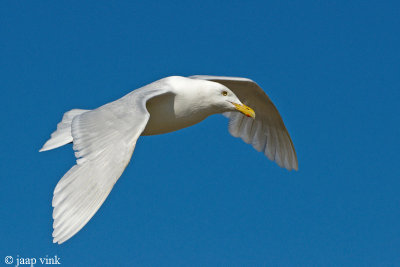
[232,102,256,119]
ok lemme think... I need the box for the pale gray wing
[190,75,298,171]
[52,87,171,244]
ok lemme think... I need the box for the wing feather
[239,116,253,144]
[190,75,298,170]
[228,112,244,138]
[52,87,170,244]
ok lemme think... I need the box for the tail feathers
[40,109,90,152]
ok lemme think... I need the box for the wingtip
[292,163,299,171]
[287,161,298,171]
[293,158,299,171]
[52,232,65,245]
[283,161,298,171]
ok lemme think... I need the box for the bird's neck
[141,91,217,136]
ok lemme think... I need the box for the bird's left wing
[190,75,298,171]
[51,87,170,244]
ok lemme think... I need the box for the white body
[40,75,297,244]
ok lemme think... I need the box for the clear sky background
[1,1,399,266]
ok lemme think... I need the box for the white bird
[40,75,298,244]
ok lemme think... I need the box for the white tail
[40,109,90,152]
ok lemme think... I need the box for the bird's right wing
[190,75,298,171]
[51,88,170,244]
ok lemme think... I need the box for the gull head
[167,76,256,119]
[212,86,256,119]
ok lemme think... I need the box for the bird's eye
[222,91,228,96]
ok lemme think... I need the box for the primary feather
[190,75,298,170]
[48,84,171,244]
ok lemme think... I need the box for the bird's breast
[141,92,211,136]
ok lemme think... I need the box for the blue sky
[1,0,399,266]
